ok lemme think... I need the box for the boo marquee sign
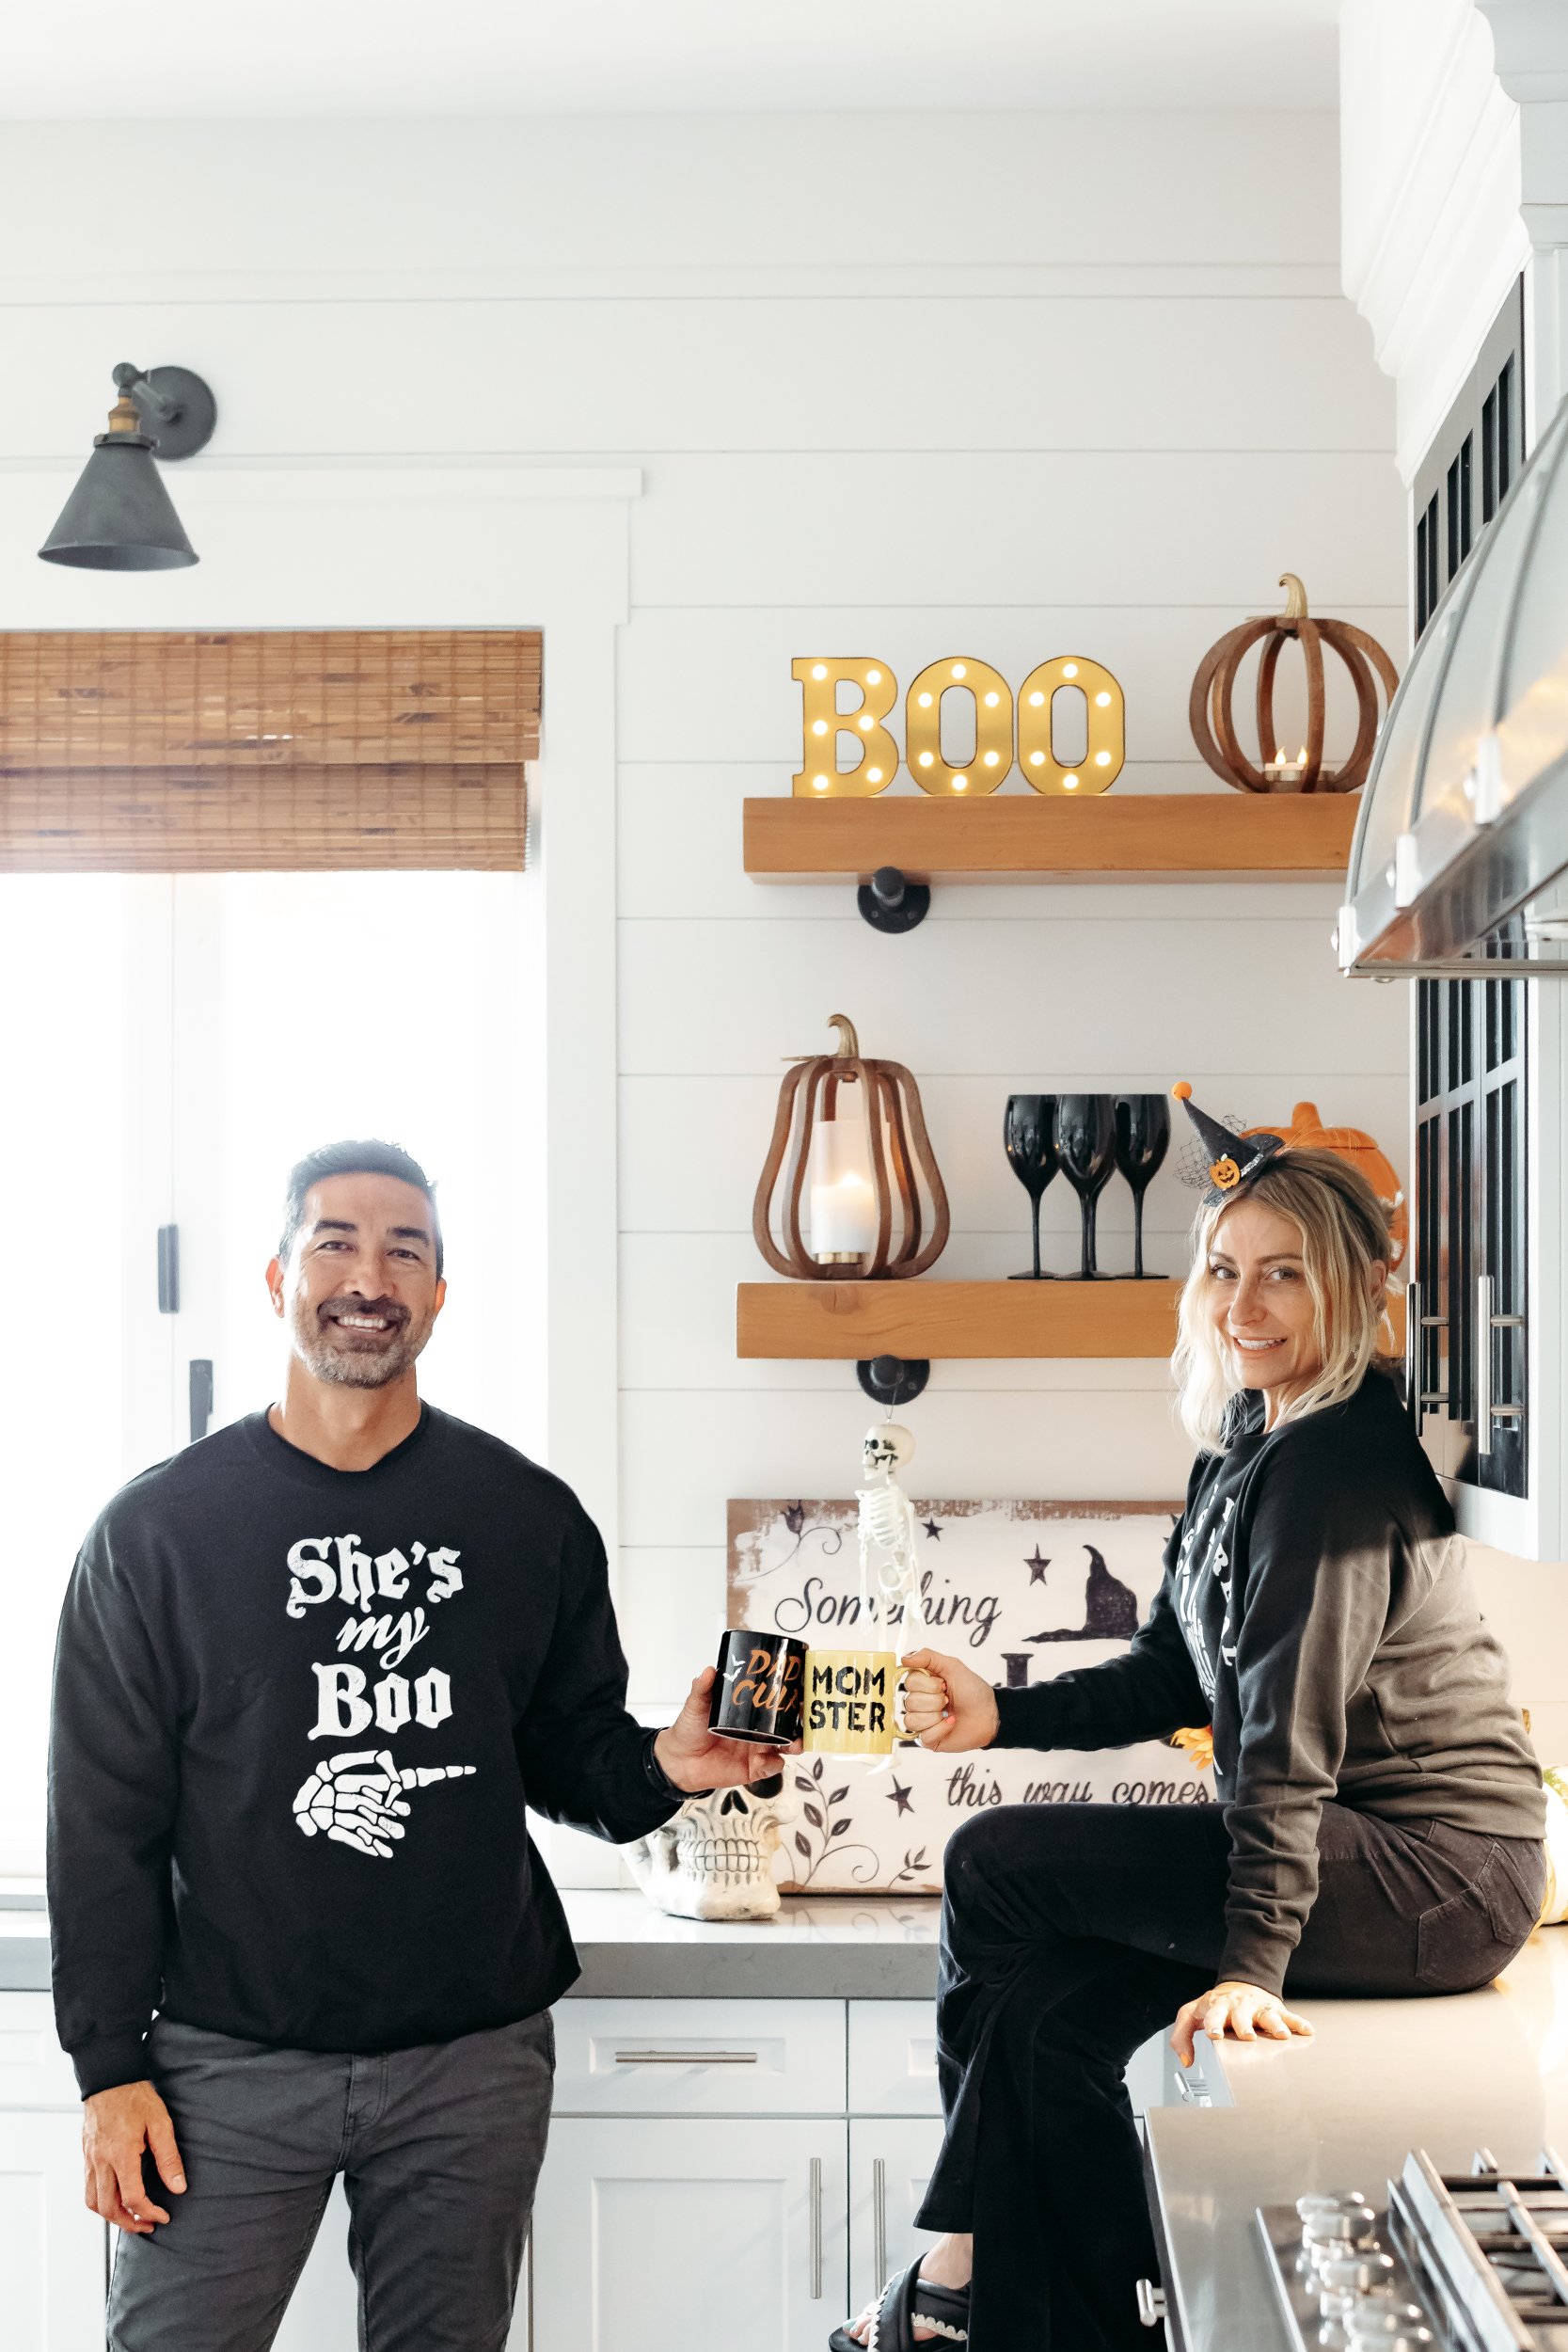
[793,653,1125,800]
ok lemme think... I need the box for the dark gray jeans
[107,2010,555,2352]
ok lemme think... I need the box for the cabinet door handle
[810,2155,823,2299]
[610,2049,759,2066]
[1136,2277,1167,2328]
[872,2155,887,2294]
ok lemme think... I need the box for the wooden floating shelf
[737,1279,1184,1360]
[737,1278,1405,1362]
[743,792,1358,883]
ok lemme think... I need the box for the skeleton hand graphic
[293,1749,477,1859]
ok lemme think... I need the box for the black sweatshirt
[993,1373,1544,1993]
[48,1406,682,2097]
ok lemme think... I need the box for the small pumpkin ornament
[1188,574,1400,794]
[1241,1100,1407,1270]
[752,1014,950,1281]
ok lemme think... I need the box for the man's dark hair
[278,1140,444,1276]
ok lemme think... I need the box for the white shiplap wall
[602,119,1407,1707]
[0,112,1407,1722]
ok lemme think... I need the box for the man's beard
[291,1293,432,1390]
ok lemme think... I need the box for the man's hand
[83,2079,186,2233]
[1170,1981,1313,2068]
[900,1647,1000,1753]
[653,1667,798,1793]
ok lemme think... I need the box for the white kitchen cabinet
[0,2108,108,2352]
[531,2116,847,2352]
[847,2118,945,2311]
[847,2001,940,2117]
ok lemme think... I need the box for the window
[1410,281,1528,1497]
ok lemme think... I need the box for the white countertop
[564,1887,941,1996]
[1148,1929,1568,2349]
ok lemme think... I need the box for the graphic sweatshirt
[48,1406,683,2097]
[992,1371,1544,1994]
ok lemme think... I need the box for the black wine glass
[1004,1094,1059,1279]
[1055,1095,1117,1279]
[1114,1094,1172,1279]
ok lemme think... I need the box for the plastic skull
[862,1422,916,1481]
[625,1775,795,1921]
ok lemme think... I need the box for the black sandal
[828,2260,970,2351]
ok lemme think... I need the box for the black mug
[708,1629,808,1747]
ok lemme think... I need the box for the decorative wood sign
[793,655,1124,798]
[727,1496,1210,1895]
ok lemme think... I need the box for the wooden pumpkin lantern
[1241,1100,1407,1270]
[1189,574,1400,794]
[753,1013,950,1281]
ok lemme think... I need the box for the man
[49,1138,778,2352]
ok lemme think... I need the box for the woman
[834,1088,1545,2352]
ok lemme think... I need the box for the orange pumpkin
[1240,1101,1407,1270]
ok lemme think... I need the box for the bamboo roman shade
[0,629,541,872]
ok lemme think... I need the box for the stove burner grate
[1257,2149,1568,2351]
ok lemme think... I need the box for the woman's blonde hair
[1172,1147,1396,1452]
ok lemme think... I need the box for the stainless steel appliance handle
[1477,1274,1493,1454]
[872,2156,887,2295]
[1406,1279,1420,1434]
[611,2049,759,2066]
[810,2156,823,2298]
[1135,2277,1167,2328]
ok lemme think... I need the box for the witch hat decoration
[1171,1082,1286,1206]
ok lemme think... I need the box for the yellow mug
[802,1649,900,1756]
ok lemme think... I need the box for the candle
[808,1116,878,1260]
[1263,742,1308,786]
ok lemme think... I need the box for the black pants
[913,1801,1544,2352]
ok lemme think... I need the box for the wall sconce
[40,362,217,571]
[752,1013,949,1281]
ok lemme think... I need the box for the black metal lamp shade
[39,363,214,572]
[40,433,198,570]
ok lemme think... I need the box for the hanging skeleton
[858,1422,921,1657]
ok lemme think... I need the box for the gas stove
[1257,2150,1568,2349]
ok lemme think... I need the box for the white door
[0,2109,108,2351]
[532,2118,847,2352]
[847,2118,945,2315]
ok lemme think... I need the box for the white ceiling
[3,0,1341,118]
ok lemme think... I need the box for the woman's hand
[1170,1980,1312,2067]
[900,1647,1000,1752]
[653,1667,799,1792]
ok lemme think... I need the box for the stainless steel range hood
[1338,390,1568,977]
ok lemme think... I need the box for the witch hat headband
[1171,1081,1287,1207]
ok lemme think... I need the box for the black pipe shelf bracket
[856,1353,930,1406]
[857,864,930,933]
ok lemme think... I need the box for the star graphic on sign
[887,1779,915,1817]
[1025,1549,1051,1584]
[922,1519,942,1540]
